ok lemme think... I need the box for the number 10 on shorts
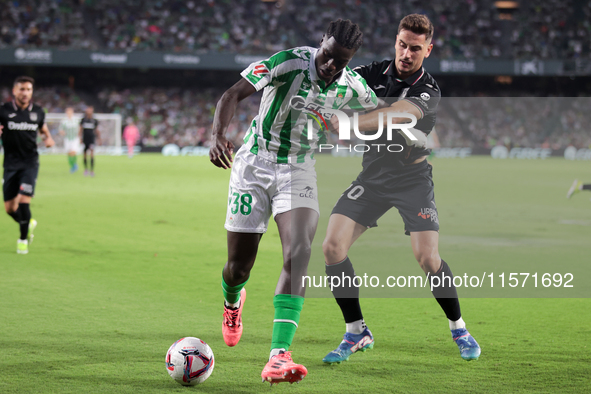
[229,191,253,215]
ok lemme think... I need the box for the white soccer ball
[165,337,215,385]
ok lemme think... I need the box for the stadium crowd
[0,0,96,50]
[436,97,591,150]
[0,86,89,113]
[97,88,259,147]
[7,85,588,151]
[1,0,589,60]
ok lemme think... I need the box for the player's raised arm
[210,78,256,169]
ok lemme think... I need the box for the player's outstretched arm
[40,124,54,148]
[359,99,422,132]
[210,78,256,169]
[329,100,427,147]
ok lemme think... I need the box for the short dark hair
[326,19,363,51]
[398,14,434,42]
[13,76,35,87]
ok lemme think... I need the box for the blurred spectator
[1,0,589,60]
[0,86,90,113]
[3,84,589,150]
[97,87,261,148]
[0,0,97,50]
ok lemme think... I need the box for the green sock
[68,156,74,168]
[221,275,248,305]
[72,155,77,167]
[271,294,305,351]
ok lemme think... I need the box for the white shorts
[64,139,80,153]
[224,146,319,233]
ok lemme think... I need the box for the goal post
[43,113,122,155]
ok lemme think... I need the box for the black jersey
[354,61,440,190]
[80,117,99,145]
[0,101,45,170]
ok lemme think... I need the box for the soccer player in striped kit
[59,107,80,173]
[209,19,378,384]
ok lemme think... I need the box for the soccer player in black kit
[321,14,481,364]
[0,76,55,254]
[79,106,100,177]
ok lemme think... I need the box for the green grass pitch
[1,154,590,393]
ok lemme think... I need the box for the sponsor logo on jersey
[253,64,269,77]
[373,84,386,90]
[418,207,439,224]
[8,113,16,118]
[82,122,96,129]
[8,121,38,131]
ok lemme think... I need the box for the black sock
[84,156,88,169]
[18,203,31,240]
[91,157,94,171]
[326,256,364,323]
[429,260,462,322]
[8,208,22,224]
[583,184,591,191]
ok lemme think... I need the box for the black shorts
[83,142,95,152]
[3,165,39,202]
[331,162,439,235]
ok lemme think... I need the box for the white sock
[449,317,466,330]
[18,239,28,244]
[269,348,286,360]
[225,299,240,309]
[346,319,366,335]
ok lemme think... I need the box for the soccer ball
[165,337,215,385]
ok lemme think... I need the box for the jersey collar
[385,62,425,86]
[12,100,33,111]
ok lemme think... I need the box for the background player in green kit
[79,106,100,177]
[0,76,55,254]
[59,107,80,173]
[209,19,378,385]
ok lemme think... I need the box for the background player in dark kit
[321,14,481,364]
[79,106,100,177]
[0,76,55,254]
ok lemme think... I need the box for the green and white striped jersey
[240,46,378,164]
[59,117,79,141]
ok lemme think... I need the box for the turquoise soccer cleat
[452,328,481,361]
[323,328,374,364]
